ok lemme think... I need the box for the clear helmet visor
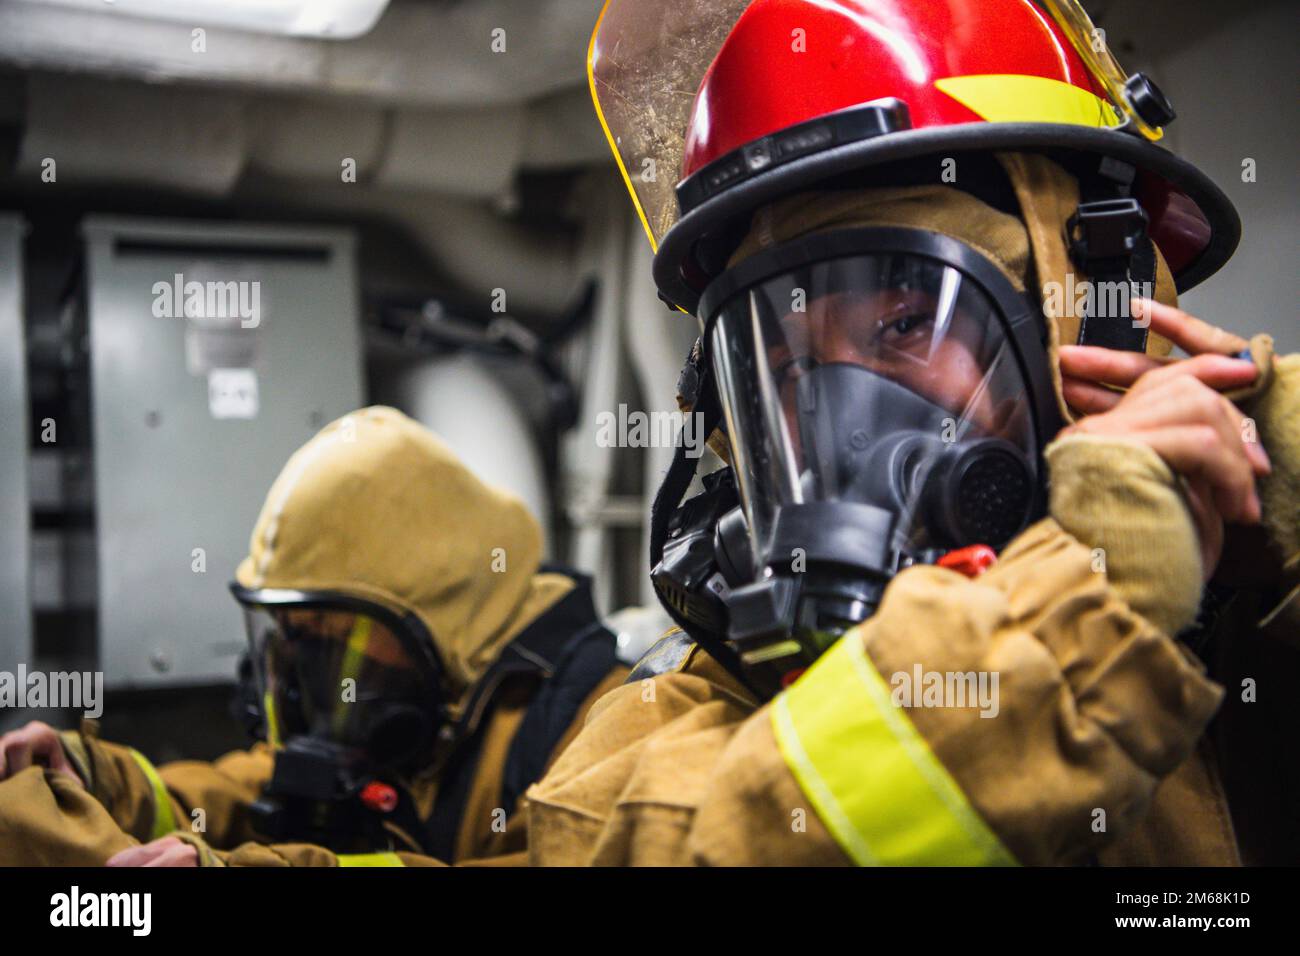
[242,604,437,770]
[587,0,755,249]
[709,251,1040,572]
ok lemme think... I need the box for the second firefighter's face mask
[241,603,441,772]
[703,227,1059,578]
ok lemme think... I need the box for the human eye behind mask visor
[240,603,443,852]
[769,259,1035,545]
[707,251,1046,691]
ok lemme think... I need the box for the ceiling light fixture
[21,0,392,40]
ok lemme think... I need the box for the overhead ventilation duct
[17,75,247,195]
[15,74,595,202]
[235,175,587,317]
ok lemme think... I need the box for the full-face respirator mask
[651,227,1064,699]
[232,585,448,854]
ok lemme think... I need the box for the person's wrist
[1045,434,1203,636]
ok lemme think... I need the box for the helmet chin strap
[648,352,756,694]
[1069,159,1159,352]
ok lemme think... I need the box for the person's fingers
[0,723,82,785]
[0,731,14,778]
[1064,347,1259,394]
[42,742,76,778]
[1061,376,1124,415]
[106,845,155,867]
[1139,425,1260,524]
[143,844,199,868]
[1098,377,1271,476]
[1058,345,1166,388]
[25,722,65,764]
[1129,352,1260,397]
[1071,414,1260,525]
[107,837,182,868]
[1156,376,1270,475]
[0,728,33,778]
[2,736,33,776]
[1133,298,1250,355]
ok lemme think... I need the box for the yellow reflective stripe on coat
[128,749,178,841]
[337,852,405,867]
[772,633,1016,866]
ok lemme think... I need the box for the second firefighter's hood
[236,406,569,695]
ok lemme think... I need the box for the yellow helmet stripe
[935,73,1122,130]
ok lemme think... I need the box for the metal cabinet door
[0,215,30,673]
[83,217,363,687]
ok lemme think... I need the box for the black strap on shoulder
[420,724,487,861]
[422,572,615,859]
[1069,159,1157,353]
[454,572,604,738]
[498,574,616,818]
[648,351,755,693]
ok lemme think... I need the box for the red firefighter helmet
[588,0,1239,314]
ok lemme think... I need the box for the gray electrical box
[83,217,363,687]
[0,215,30,673]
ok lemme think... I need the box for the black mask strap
[649,344,718,570]
[648,348,755,693]
[1069,159,1158,352]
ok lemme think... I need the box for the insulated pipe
[15,75,590,315]
[235,174,585,317]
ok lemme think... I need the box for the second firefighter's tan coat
[0,662,627,867]
[0,407,630,866]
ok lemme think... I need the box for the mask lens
[241,604,434,769]
[710,250,1039,568]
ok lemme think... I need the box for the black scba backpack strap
[648,344,755,693]
[1068,157,1158,353]
[498,571,617,816]
[423,572,616,860]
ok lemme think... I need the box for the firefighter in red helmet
[524,0,1300,864]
